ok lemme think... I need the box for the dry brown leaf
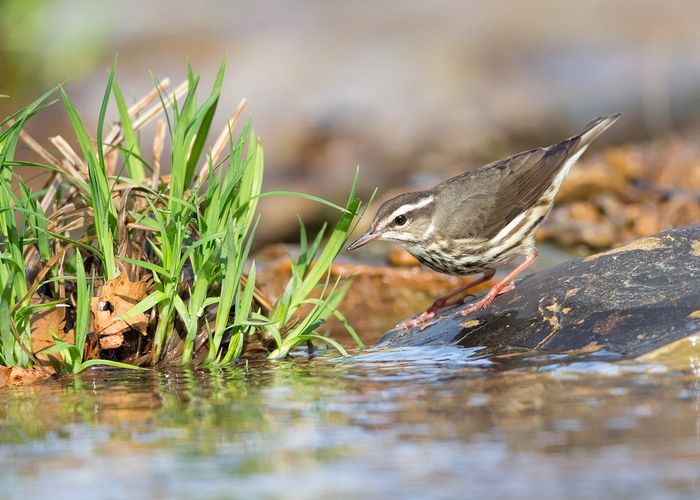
[99,335,125,350]
[91,271,150,350]
[30,305,74,363]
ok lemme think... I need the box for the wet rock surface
[377,225,700,359]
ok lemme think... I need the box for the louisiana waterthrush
[348,114,620,327]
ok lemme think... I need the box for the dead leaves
[4,271,152,385]
[91,272,150,350]
[30,305,74,367]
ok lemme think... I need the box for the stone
[377,225,700,360]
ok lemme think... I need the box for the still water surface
[1,346,700,499]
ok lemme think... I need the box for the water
[1,347,700,499]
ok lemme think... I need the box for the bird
[347,114,620,328]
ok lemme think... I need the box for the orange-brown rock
[542,140,700,251]
[386,245,421,267]
[0,366,53,387]
[555,161,629,202]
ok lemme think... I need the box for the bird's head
[347,191,436,251]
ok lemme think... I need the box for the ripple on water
[1,344,700,498]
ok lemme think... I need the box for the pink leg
[460,251,538,317]
[426,270,495,314]
[399,270,495,329]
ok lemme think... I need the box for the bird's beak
[346,230,381,251]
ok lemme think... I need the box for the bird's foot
[496,281,515,295]
[397,310,436,330]
[460,281,515,317]
[398,281,506,329]
[459,296,491,317]
[424,293,476,316]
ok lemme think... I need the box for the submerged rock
[377,225,700,360]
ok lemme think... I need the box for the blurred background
[2,0,700,246]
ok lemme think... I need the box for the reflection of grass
[0,361,352,451]
[0,61,367,372]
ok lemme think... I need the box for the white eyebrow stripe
[386,195,434,223]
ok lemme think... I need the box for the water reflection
[1,349,700,498]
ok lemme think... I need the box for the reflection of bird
[348,114,620,328]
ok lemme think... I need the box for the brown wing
[432,138,579,239]
[432,114,620,240]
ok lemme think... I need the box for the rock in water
[377,225,700,360]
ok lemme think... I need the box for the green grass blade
[119,256,168,279]
[96,62,115,175]
[17,180,50,262]
[172,293,190,326]
[234,262,256,327]
[257,191,351,214]
[79,359,148,371]
[112,80,145,181]
[0,271,15,365]
[60,85,118,279]
[118,290,169,320]
[0,87,58,169]
[183,59,226,188]
[73,252,91,361]
[304,297,364,350]
[305,334,349,357]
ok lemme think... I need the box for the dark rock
[377,225,700,360]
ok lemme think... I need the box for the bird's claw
[402,280,517,327]
[460,281,516,316]
[397,310,436,330]
[497,281,515,295]
[460,292,495,317]
[459,302,484,317]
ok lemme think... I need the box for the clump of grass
[0,60,367,372]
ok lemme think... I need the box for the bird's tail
[544,113,621,198]
[577,113,621,148]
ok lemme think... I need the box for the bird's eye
[394,214,407,226]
